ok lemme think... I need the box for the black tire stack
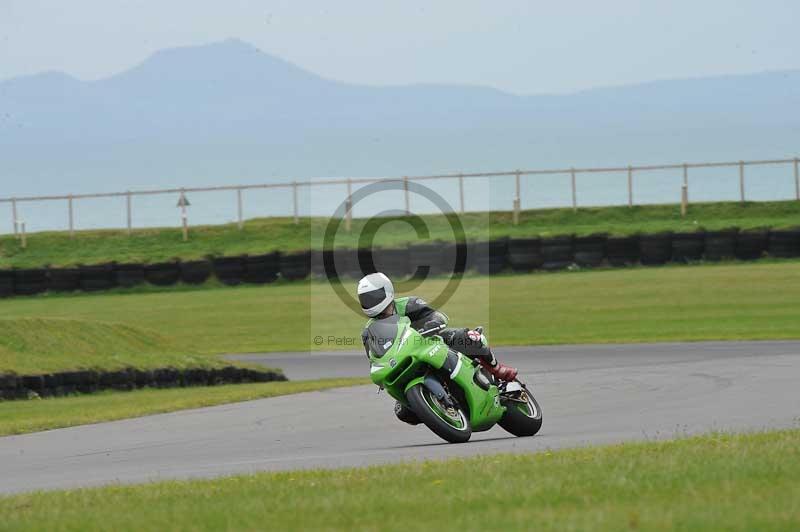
[409,243,445,277]
[180,260,213,284]
[144,262,181,286]
[0,270,14,298]
[472,239,508,275]
[335,248,366,279]
[705,229,738,261]
[214,256,246,285]
[13,269,48,296]
[79,263,117,292]
[244,253,281,284]
[372,247,411,278]
[443,243,468,275]
[507,238,543,272]
[736,230,769,260]
[48,267,80,292]
[639,233,673,265]
[768,228,800,258]
[4,224,800,299]
[606,236,639,266]
[574,234,606,267]
[671,232,705,263]
[115,263,145,287]
[280,251,311,281]
[541,236,573,271]
[1,366,287,401]
[310,250,335,278]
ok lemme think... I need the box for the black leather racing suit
[361,295,497,366]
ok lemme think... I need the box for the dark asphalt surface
[2,341,799,494]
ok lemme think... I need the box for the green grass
[2,429,798,530]
[1,262,798,371]
[0,317,223,375]
[2,200,799,268]
[0,377,368,436]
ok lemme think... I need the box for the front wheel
[406,384,471,443]
[499,385,542,437]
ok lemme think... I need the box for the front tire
[394,401,421,425]
[406,384,471,443]
[499,386,542,437]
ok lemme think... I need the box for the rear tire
[406,384,471,443]
[499,386,542,437]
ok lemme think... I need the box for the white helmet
[357,272,395,317]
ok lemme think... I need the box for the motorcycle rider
[358,272,519,425]
[358,272,518,381]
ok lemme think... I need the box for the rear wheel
[406,384,471,443]
[499,386,542,437]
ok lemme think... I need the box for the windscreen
[365,314,401,358]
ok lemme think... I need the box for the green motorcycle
[366,314,542,443]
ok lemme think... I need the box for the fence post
[292,181,299,224]
[570,168,577,211]
[126,191,132,235]
[345,178,353,232]
[794,158,799,201]
[627,166,633,207]
[179,189,189,242]
[458,173,465,214]
[681,184,688,217]
[513,171,521,225]
[19,221,27,249]
[403,176,410,215]
[68,194,74,238]
[11,198,18,238]
[682,164,689,204]
[738,161,746,203]
[236,188,244,230]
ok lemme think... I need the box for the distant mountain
[1,38,799,199]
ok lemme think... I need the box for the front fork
[421,374,455,408]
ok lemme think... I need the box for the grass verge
[1,429,798,530]
[0,377,367,436]
[0,317,224,375]
[2,200,799,268]
[1,261,798,363]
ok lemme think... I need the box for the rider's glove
[466,329,487,346]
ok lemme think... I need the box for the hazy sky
[1,0,798,94]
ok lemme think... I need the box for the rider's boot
[479,358,518,382]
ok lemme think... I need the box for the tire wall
[0,366,286,401]
[1,227,798,297]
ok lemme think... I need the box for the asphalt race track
[2,341,799,494]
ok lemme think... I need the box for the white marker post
[627,166,633,207]
[570,168,577,211]
[513,171,521,225]
[11,198,18,238]
[237,188,244,230]
[68,194,75,238]
[17,220,27,249]
[177,190,190,242]
[126,191,133,235]
[458,174,465,213]
[403,176,410,215]
[739,161,746,203]
[345,178,353,232]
